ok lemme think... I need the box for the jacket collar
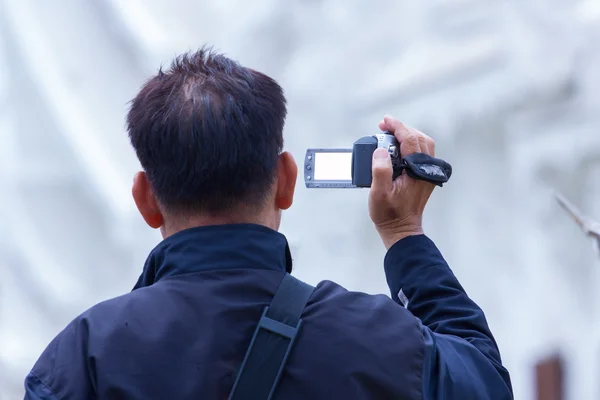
[133,224,292,290]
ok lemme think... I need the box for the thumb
[371,148,393,194]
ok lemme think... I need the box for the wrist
[379,229,424,249]
[376,216,424,250]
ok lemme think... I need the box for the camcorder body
[304,132,452,189]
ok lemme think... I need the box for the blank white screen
[313,152,352,181]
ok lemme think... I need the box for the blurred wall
[1,1,600,399]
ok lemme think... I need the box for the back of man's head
[127,47,288,224]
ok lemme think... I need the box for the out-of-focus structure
[1,1,600,399]
[555,191,600,254]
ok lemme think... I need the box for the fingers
[370,148,393,197]
[418,133,435,156]
[381,115,435,156]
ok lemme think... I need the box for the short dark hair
[127,47,287,215]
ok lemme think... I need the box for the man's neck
[160,210,279,238]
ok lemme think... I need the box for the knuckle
[405,132,419,142]
[394,121,407,130]
[372,167,385,177]
[407,127,422,136]
[427,138,436,155]
[409,127,429,139]
[392,122,410,136]
[417,137,431,151]
[409,128,436,154]
[405,134,420,148]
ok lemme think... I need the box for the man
[24,48,513,399]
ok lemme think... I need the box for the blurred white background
[1,0,600,398]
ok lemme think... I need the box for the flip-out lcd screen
[304,149,355,188]
[313,152,352,181]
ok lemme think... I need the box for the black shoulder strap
[228,274,315,400]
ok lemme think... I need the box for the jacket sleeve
[24,317,95,400]
[384,235,513,400]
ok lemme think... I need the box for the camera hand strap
[229,274,315,400]
[400,153,453,187]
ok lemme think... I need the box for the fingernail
[384,114,393,119]
[373,148,389,160]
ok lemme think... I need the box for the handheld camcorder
[304,132,452,188]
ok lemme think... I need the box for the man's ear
[132,171,164,229]
[275,152,298,210]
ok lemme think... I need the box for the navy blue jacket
[25,224,513,399]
